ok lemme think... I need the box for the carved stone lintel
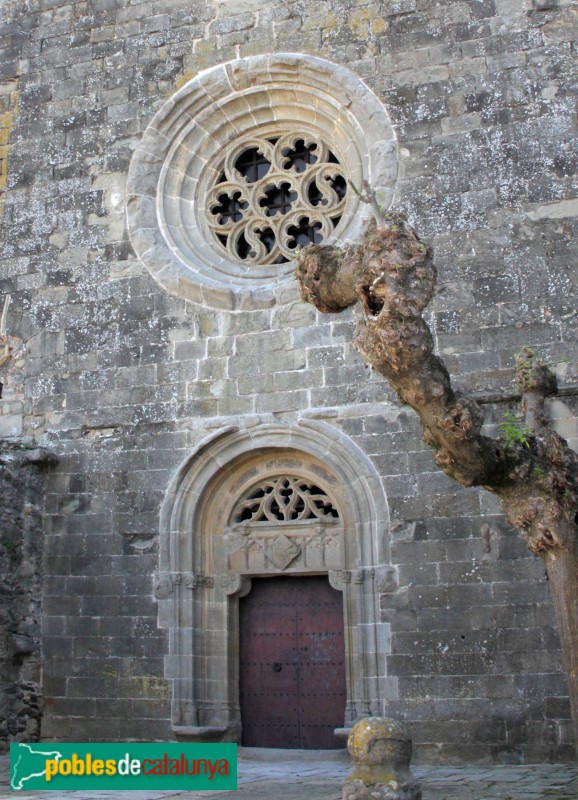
[269,533,301,570]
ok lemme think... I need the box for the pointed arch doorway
[156,423,393,745]
[239,575,346,749]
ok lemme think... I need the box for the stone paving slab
[0,750,577,799]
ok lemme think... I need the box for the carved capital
[183,571,214,589]
[329,569,351,591]
[354,567,374,584]
[221,573,241,593]
[221,573,252,597]
[153,572,178,600]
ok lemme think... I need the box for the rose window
[206,134,348,266]
[127,54,398,309]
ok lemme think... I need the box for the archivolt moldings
[153,571,214,598]
[126,53,398,310]
[157,422,393,740]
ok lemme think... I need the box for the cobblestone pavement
[1,749,577,799]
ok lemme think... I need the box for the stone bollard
[342,717,421,800]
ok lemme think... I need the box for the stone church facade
[0,0,577,762]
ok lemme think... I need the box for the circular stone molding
[126,54,398,310]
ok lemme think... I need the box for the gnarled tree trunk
[296,216,578,760]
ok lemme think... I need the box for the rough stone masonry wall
[0,0,576,762]
[0,443,56,752]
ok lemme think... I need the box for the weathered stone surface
[0,443,56,752]
[343,717,421,800]
[0,0,576,763]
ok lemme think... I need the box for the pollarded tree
[296,197,578,760]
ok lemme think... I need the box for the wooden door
[239,575,346,748]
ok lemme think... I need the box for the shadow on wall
[0,443,56,752]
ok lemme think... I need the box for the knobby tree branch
[296,216,578,760]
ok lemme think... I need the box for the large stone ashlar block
[343,718,421,800]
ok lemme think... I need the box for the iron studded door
[239,575,346,748]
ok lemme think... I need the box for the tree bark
[296,217,578,760]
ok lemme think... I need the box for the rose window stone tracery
[206,134,348,266]
[127,54,398,309]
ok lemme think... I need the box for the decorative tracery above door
[231,475,340,523]
[227,475,342,574]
